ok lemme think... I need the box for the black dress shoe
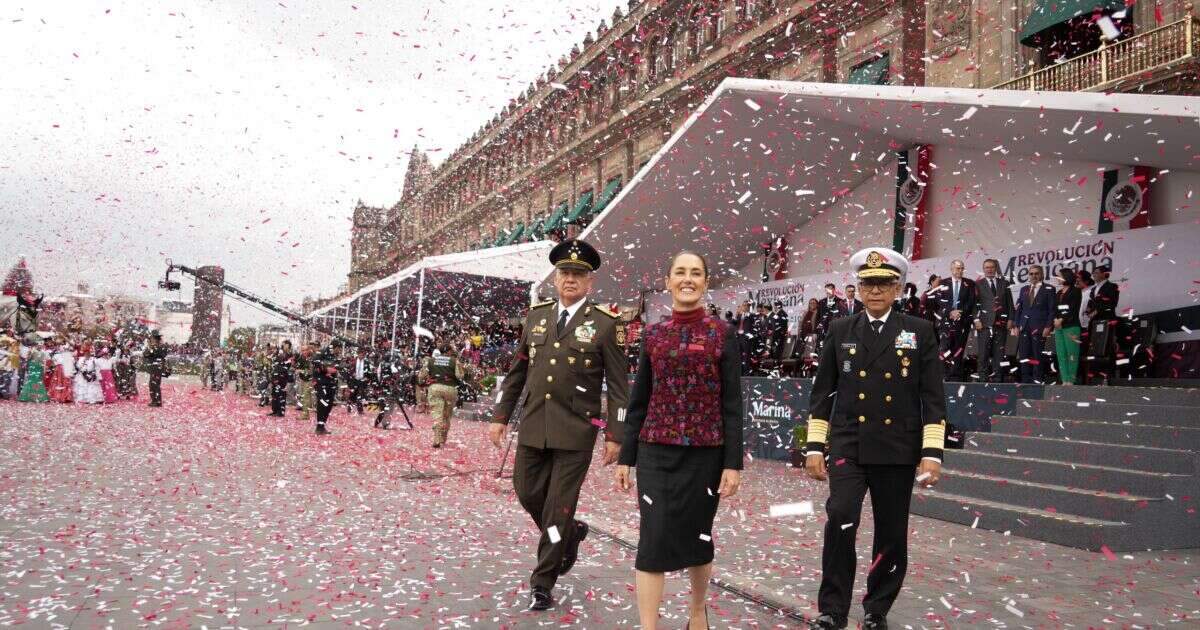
[558,520,588,576]
[806,613,847,629]
[862,613,887,629]
[315,426,329,435]
[528,586,553,611]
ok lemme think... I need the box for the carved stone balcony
[994,14,1197,92]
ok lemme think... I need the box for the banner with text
[643,224,1199,335]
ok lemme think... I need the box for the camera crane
[158,260,357,347]
[158,261,414,429]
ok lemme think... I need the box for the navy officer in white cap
[803,247,948,630]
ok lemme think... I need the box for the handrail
[994,14,1197,91]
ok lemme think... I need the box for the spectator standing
[1053,268,1083,385]
[936,260,977,381]
[843,285,864,316]
[1011,265,1057,384]
[973,258,1014,383]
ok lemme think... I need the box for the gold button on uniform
[858,415,866,423]
[859,370,867,377]
[554,342,561,348]
[550,359,557,365]
[858,393,866,400]
[884,372,892,379]
[884,418,892,425]
[547,375,554,382]
[545,393,552,400]
[885,395,893,402]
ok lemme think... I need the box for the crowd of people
[0,331,141,404]
[199,329,485,446]
[711,259,1123,385]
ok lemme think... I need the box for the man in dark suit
[734,301,757,374]
[815,283,848,363]
[1011,265,1057,384]
[804,247,947,630]
[1084,264,1120,384]
[770,300,790,360]
[936,260,977,381]
[489,239,629,611]
[973,258,1014,382]
[843,285,864,316]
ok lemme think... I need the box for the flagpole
[413,267,426,357]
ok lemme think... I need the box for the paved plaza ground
[1,380,1197,628]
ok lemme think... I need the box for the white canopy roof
[311,240,554,316]
[536,77,1200,298]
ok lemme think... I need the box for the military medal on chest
[575,321,596,344]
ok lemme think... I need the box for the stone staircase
[913,385,1200,551]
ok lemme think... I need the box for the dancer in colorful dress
[17,337,49,403]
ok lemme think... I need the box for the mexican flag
[892,145,931,259]
[1098,166,1151,233]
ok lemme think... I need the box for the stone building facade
[346,0,1198,293]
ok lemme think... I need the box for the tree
[226,327,257,354]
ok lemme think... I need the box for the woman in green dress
[18,339,50,403]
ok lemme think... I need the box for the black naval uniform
[806,307,947,622]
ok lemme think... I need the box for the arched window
[743,0,758,21]
[655,37,671,79]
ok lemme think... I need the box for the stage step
[913,387,1200,551]
[935,468,1153,523]
[1043,384,1200,407]
[911,490,1128,551]
[991,415,1200,451]
[1018,399,1200,426]
[964,431,1197,475]
[940,450,1184,497]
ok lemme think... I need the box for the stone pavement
[1,382,1197,628]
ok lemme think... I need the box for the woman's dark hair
[928,274,940,286]
[1058,267,1076,286]
[905,282,918,297]
[668,250,708,278]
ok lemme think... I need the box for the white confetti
[547,525,561,543]
[743,98,760,111]
[769,501,814,517]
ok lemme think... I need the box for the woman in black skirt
[615,250,743,630]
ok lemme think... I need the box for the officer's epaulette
[529,300,555,310]
[592,303,620,318]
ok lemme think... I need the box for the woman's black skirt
[634,442,724,572]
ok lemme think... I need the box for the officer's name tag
[895,331,917,349]
[840,343,857,351]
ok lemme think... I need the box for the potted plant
[790,423,808,468]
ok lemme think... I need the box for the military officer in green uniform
[489,238,629,611]
[804,247,948,630]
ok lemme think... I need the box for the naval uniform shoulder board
[529,300,555,311]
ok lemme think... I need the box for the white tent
[534,78,1200,299]
[308,240,555,351]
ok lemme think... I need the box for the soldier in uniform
[488,238,629,611]
[143,331,168,408]
[420,343,465,448]
[311,341,340,435]
[803,247,948,630]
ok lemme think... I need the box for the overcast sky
[1,0,613,326]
